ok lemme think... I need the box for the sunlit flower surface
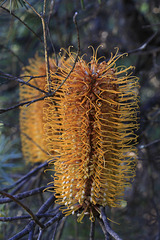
[45,47,139,221]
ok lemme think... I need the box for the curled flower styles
[44,47,139,221]
[19,53,57,163]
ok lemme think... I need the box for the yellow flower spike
[19,53,58,163]
[44,47,139,221]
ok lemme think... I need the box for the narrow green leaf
[80,0,85,9]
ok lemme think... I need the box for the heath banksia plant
[44,47,139,222]
[19,53,57,163]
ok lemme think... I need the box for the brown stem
[0,191,44,229]
[23,0,51,92]
[22,0,41,18]
[41,0,51,92]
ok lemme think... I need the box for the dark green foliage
[0,0,27,10]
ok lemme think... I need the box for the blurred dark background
[0,0,160,239]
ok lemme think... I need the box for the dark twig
[131,46,160,56]
[0,13,80,115]
[89,220,95,240]
[21,75,46,83]
[50,12,80,95]
[9,194,57,239]
[37,194,56,215]
[55,216,67,240]
[139,138,160,149]
[46,23,58,67]
[73,11,80,55]
[0,6,43,43]
[2,161,49,191]
[22,0,51,92]
[41,0,51,92]
[0,191,44,229]
[37,229,43,240]
[28,222,35,240]
[0,215,31,222]
[0,36,80,113]
[44,211,63,228]
[22,0,41,18]
[53,53,78,94]
[142,135,160,240]
[52,219,60,240]
[97,218,109,240]
[0,95,46,114]
[48,0,55,24]
[0,213,58,222]
[152,199,160,240]
[100,207,123,240]
[9,212,63,240]
[0,71,48,95]
[11,179,27,195]
[21,132,49,155]
[9,221,36,240]
[0,185,51,204]
[0,45,25,66]
[127,32,157,54]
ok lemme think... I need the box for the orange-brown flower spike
[44,47,139,222]
[19,53,58,163]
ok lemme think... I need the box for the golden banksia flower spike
[44,47,139,222]
[19,53,58,163]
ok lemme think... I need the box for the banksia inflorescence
[44,47,139,222]
[19,53,57,163]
